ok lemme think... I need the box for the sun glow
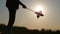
[34,6,44,12]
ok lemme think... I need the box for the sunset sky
[0,0,60,30]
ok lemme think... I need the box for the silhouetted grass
[0,24,60,34]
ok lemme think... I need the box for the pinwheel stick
[26,8,35,13]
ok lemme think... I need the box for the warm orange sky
[0,0,60,30]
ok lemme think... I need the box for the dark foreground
[0,24,60,34]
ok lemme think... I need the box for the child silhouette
[6,0,27,34]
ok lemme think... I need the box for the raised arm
[18,0,27,8]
